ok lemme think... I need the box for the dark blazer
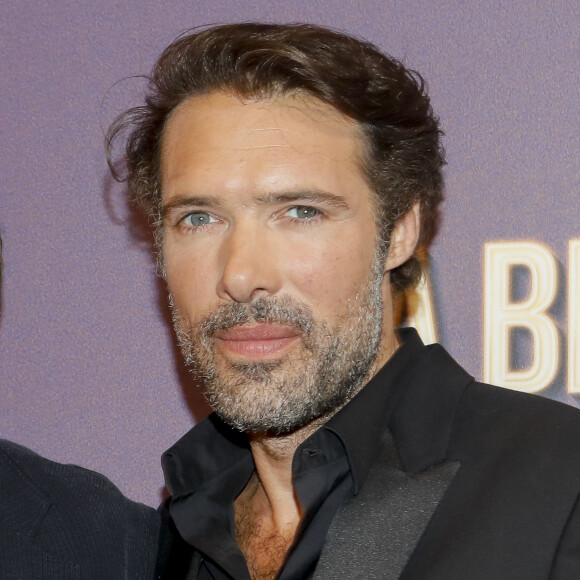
[314,337,580,579]
[0,439,160,579]
[158,331,580,579]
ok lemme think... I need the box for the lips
[215,324,300,358]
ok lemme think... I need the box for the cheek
[163,244,218,317]
[285,240,378,312]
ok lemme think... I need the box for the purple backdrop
[1,0,578,506]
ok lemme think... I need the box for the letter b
[484,242,558,393]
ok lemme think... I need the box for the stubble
[170,252,385,435]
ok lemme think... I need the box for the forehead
[160,91,372,206]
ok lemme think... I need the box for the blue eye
[287,206,320,219]
[183,212,216,227]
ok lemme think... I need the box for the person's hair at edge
[106,22,445,292]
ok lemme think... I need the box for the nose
[216,222,282,303]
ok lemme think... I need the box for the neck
[245,418,325,527]
[245,318,400,520]
[234,421,325,580]
[235,323,399,580]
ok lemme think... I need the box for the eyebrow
[161,196,222,220]
[161,189,350,219]
[255,190,350,209]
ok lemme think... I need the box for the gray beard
[170,256,385,436]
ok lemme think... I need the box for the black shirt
[161,328,424,579]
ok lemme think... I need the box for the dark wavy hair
[106,23,444,291]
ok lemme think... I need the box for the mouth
[214,323,301,359]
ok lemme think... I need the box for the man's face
[160,92,395,434]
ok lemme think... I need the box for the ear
[384,202,421,271]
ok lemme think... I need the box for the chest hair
[234,499,297,580]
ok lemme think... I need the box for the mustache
[200,297,315,336]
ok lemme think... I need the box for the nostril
[249,288,269,302]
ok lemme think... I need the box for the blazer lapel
[313,431,460,580]
[313,341,474,580]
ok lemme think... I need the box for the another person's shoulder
[2,438,111,489]
[0,438,150,515]
[0,439,160,579]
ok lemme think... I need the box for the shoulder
[0,439,160,579]
[459,381,580,437]
[392,334,580,473]
[1,438,116,490]
[404,336,580,457]
[0,438,145,510]
[452,382,580,468]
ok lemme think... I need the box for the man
[0,232,161,579]
[108,23,580,579]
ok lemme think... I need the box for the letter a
[569,240,580,393]
[405,267,438,345]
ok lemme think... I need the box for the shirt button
[303,448,320,457]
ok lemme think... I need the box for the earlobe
[384,202,421,271]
